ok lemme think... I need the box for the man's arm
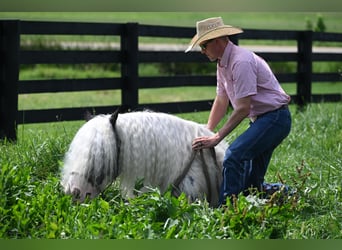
[193,95,251,150]
[216,95,251,141]
[207,95,229,131]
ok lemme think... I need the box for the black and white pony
[60,110,227,207]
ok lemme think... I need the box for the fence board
[312,73,342,82]
[17,100,214,124]
[20,21,123,35]
[311,94,342,102]
[313,32,342,42]
[139,51,208,63]
[139,75,216,88]
[139,24,194,38]
[312,53,342,61]
[141,100,215,114]
[276,73,298,83]
[17,106,122,124]
[18,78,123,94]
[241,29,299,40]
[256,52,298,62]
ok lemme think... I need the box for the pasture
[0,12,341,239]
[0,103,341,239]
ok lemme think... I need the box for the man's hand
[192,134,221,150]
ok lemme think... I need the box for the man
[186,17,291,206]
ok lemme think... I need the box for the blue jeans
[219,106,291,205]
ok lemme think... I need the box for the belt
[250,105,288,123]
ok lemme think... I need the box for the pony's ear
[109,108,120,128]
[109,106,128,127]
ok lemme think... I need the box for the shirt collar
[218,41,233,68]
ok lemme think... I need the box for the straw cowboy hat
[185,17,243,53]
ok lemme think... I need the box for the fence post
[296,30,313,109]
[0,20,20,141]
[121,23,139,111]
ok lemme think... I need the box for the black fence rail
[0,20,341,140]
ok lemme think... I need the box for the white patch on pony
[60,111,227,207]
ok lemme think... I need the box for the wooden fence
[0,20,341,140]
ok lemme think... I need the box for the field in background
[0,12,339,113]
[1,12,341,32]
[7,12,340,113]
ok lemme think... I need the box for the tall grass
[1,103,341,239]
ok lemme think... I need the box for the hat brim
[185,26,243,53]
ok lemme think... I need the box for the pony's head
[61,110,120,202]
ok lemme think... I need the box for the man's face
[199,38,218,62]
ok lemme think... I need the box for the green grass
[1,103,341,239]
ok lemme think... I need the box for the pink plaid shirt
[216,41,290,118]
